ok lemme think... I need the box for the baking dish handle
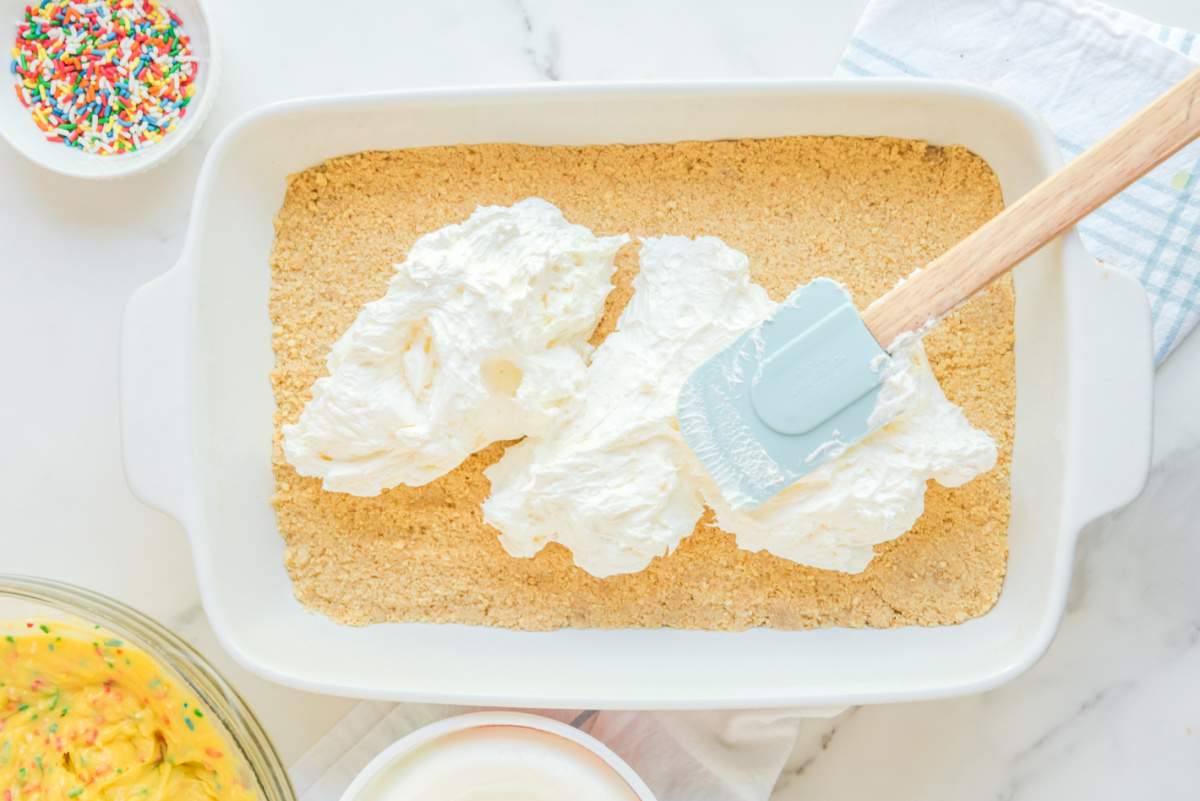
[1064,240,1154,529]
[120,263,193,525]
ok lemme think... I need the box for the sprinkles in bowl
[10,0,199,155]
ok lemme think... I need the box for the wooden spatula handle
[863,69,1200,349]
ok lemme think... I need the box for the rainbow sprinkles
[10,0,198,155]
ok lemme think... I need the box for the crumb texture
[269,136,1013,630]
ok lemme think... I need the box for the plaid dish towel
[838,0,1200,363]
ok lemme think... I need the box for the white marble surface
[2,0,1199,797]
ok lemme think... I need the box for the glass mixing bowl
[0,574,294,801]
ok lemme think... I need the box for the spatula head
[677,278,890,509]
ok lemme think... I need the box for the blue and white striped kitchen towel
[838,0,1200,363]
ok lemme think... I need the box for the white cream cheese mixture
[700,344,997,573]
[288,198,997,575]
[282,198,628,495]
[483,236,774,577]
[484,229,995,576]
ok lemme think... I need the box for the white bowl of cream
[338,712,656,801]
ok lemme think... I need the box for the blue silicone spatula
[680,69,1200,509]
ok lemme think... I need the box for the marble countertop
[3,1,1199,798]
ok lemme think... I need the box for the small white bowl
[0,0,218,179]
[339,712,657,801]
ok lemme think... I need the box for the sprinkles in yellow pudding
[0,623,255,800]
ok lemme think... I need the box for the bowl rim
[0,0,220,179]
[337,711,658,801]
[0,573,295,801]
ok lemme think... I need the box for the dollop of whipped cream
[483,236,774,577]
[700,344,997,573]
[485,233,996,576]
[288,199,996,575]
[283,198,628,495]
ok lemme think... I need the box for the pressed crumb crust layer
[269,136,1013,630]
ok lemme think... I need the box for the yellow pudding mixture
[1,625,255,801]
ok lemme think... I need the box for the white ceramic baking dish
[120,80,1153,710]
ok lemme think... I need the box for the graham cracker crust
[269,136,1013,630]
